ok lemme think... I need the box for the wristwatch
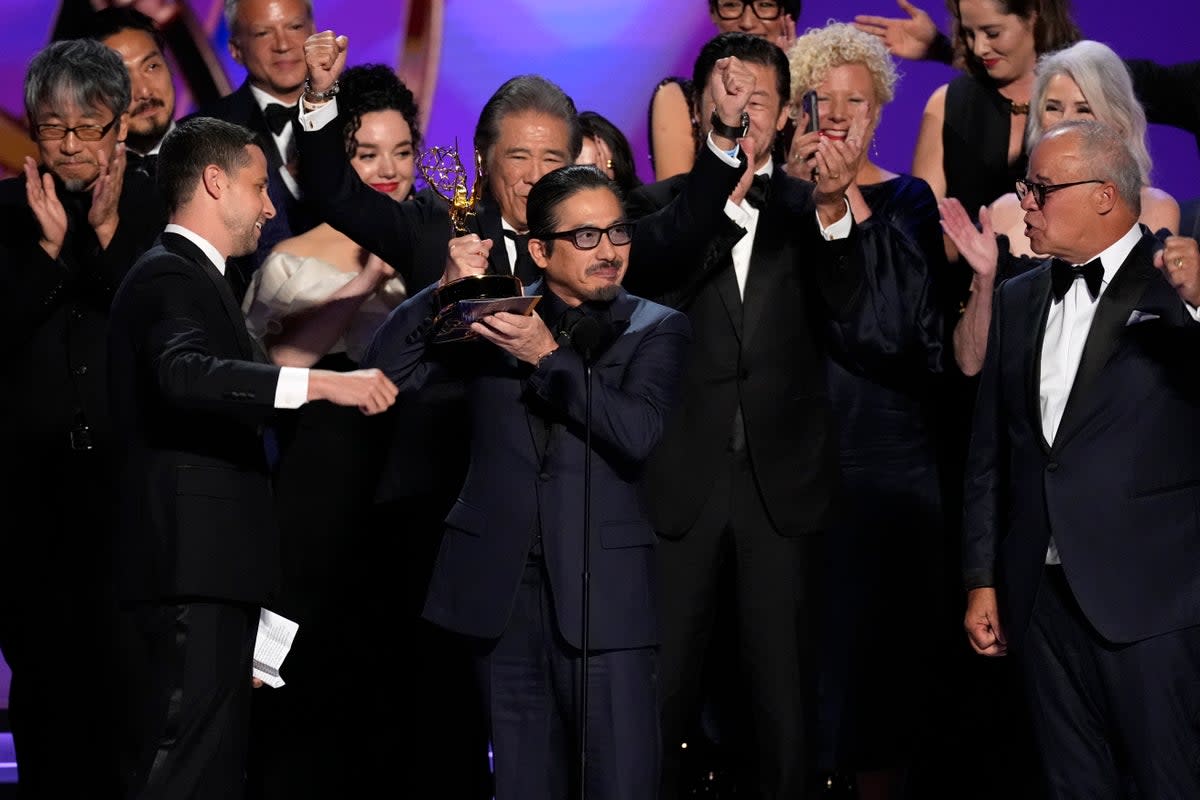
[709,110,750,140]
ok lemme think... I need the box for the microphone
[557,310,605,363]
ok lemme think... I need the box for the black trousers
[475,556,660,800]
[657,449,823,800]
[1020,566,1200,799]
[123,601,258,800]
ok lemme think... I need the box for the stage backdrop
[0,0,1196,709]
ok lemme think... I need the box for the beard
[583,256,624,302]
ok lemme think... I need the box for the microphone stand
[579,353,593,800]
[566,314,602,800]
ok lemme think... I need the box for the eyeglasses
[1015,177,1105,208]
[35,117,119,142]
[714,0,783,21]
[538,222,634,250]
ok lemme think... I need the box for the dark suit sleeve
[359,281,448,392]
[1126,58,1200,150]
[961,276,1008,590]
[297,115,440,289]
[626,145,745,301]
[527,310,692,464]
[129,259,281,415]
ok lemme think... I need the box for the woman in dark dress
[787,22,950,799]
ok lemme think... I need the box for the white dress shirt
[164,223,309,408]
[249,85,302,199]
[706,134,852,298]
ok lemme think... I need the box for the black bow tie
[744,172,771,210]
[1050,257,1104,302]
[503,229,540,284]
[263,102,298,136]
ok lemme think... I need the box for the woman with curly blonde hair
[787,21,952,800]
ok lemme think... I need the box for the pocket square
[1126,310,1161,326]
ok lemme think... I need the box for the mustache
[131,97,166,115]
[586,257,623,275]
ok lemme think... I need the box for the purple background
[0,0,1196,708]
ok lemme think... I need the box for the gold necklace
[1010,100,1030,116]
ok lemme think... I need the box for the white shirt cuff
[724,198,751,226]
[817,197,853,241]
[706,132,741,166]
[1185,301,1200,322]
[298,97,339,131]
[274,366,309,409]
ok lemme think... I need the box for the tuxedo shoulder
[626,175,684,218]
[628,293,689,329]
[189,82,253,123]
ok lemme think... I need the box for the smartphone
[801,90,820,134]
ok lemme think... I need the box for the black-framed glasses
[538,222,634,251]
[35,117,118,142]
[1015,177,1105,208]
[714,0,783,21]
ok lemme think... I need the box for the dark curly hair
[338,64,423,162]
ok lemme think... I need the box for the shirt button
[1047,462,1058,473]
[74,365,89,376]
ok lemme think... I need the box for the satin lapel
[1024,262,1054,454]
[741,191,784,348]
[475,200,512,276]
[1053,235,1158,452]
[161,232,256,361]
[714,255,743,339]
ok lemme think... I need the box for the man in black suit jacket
[626,32,875,800]
[0,38,164,800]
[189,0,318,298]
[963,119,1200,797]
[360,163,689,800]
[108,116,397,800]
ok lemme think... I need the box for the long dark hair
[948,0,1080,81]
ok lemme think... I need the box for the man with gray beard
[0,37,164,799]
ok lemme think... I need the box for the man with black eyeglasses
[964,119,1200,797]
[0,37,164,800]
[361,164,690,800]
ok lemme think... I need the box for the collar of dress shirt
[249,84,297,119]
[1057,223,1142,301]
[165,223,227,275]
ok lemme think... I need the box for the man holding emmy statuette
[297,29,580,298]
[360,163,690,800]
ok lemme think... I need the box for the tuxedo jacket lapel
[742,195,787,348]
[161,232,256,360]
[1024,263,1054,454]
[1053,235,1158,451]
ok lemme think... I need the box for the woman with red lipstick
[912,0,1078,228]
[239,63,426,800]
[787,21,951,800]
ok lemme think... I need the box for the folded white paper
[253,608,299,688]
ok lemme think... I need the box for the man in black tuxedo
[963,119,1200,797]
[190,0,318,297]
[108,116,397,800]
[361,163,690,800]
[81,8,178,177]
[0,38,164,800]
[626,32,874,800]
